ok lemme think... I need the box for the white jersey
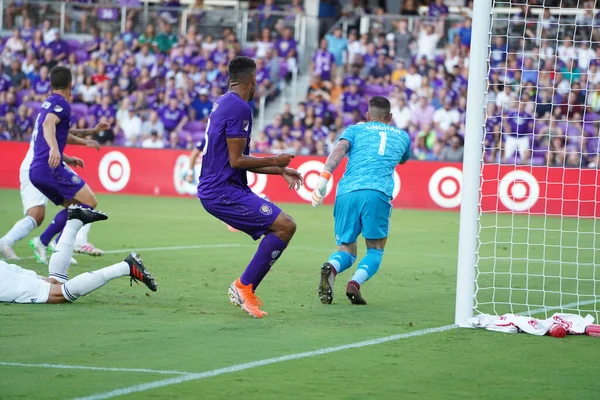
[19,136,48,214]
[19,135,36,174]
[0,260,51,304]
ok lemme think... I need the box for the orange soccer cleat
[228,279,267,318]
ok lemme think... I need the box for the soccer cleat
[49,239,78,265]
[228,279,267,318]
[125,252,158,292]
[29,237,48,264]
[67,205,108,225]
[318,262,335,304]
[74,243,104,257]
[0,241,19,260]
[346,280,367,305]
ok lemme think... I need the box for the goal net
[457,0,600,324]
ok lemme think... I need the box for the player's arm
[399,147,411,165]
[248,166,303,190]
[62,153,84,168]
[67,134,100,151]
[42,113,61,169]
[226,138,293,169]
[68,121,110,138]
[311,139,350,207]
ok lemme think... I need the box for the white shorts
[0,261,51,304]
[504,136,531,160]
[20,168,48,215]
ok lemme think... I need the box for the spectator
[394,19,414,64]
[312,39,336,82]
[340,84,362,114]
[412,97,436,128]
[142,110,165,140]
[439,134,464,162]
[30,65,51,102]
[275,27,298,72]
[404,64,422,91]
[15,105,33,139]
[256,28,274,59]
[391,95,411,130]
[326,27,348,68]
[347,32,366,66]
[142,131,166,149]
[1,111,21,141]
[41,48,58,71]
[5,29,25,55]
[191,88,212,121]
[429,0,449,18]
[159,95,188,135]
[433,98,460,134]
[156,19,177,54]
[280,103,294,127]
[48,32,69,62]
[92,95,117,126]
[42,19,58,44]
[557,36,576,65]
[369,54,392,84]
[119,107,143,146]
[417,22,442,61]
[7,60,27,91]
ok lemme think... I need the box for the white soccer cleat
[74,243,104,257]
[29,237,48,264]
[0,240,19,260]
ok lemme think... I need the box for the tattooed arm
[323,139,350,174]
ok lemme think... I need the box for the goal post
[455,1,600,326]
[455,0,492,326]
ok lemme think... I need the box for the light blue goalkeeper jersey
[336,121,411,198]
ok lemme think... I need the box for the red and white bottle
[585,324,600,337]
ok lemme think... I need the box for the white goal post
[455,0,600,325]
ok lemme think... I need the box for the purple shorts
[29,165,86,206]
[200,188,281,240]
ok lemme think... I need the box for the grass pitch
[0,189,597,400]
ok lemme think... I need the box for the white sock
[0,216,37,246]
[75,223,91,246]
[61,261,130,302]
[48,219,83,282]
[351,269,369,285]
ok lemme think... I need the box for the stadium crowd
[1,0,599,167]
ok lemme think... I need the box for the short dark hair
[368,96,391,118]
[228,56,256,83]
[49,66,72,90]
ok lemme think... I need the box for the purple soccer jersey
[28,94,86,205]
[312,50,335,81]
[32,77,51,95]
[0,73,11,92]
[275,38,297,58]
[506,110,534,136]
[159,105,186,131]
[197,92,281,240]
[256,67,271,84]
[343,75,364,90]
[210,50,228,65]
[341,91,362,113]
[20,27,35,42]
[16,115,33,133]
[91,104,116,122]
[428,3,449,17]
[48,40,68,58]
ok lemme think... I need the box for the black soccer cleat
[318,262,335,304]
[125,252,158,292]
[67,205,108,225]
[346,281,367,305]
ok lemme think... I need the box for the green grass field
[0,188,598,400]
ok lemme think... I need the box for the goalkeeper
[312,96,411,305]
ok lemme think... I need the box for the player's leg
[47,183,105,282]
[0,177,49,259]
[74,224,104,256]
[318,193,360,304]
[46,253,158,304]
[346,191,392,305]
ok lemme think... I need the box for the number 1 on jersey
[378,131,387,156]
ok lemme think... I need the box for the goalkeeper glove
[311,171,331,207]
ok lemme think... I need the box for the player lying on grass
[0,205,157,304]
[26,66,105,283]
[0,125,108,263]
[197,56,303,318]
[312,96,411,305]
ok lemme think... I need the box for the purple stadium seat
[584,123,596,137]
[191,131,205,142]
[146,95,157,105]
[25,101,42,115]
[364,84,384,98]
[178,130,192,142]
[343,115,354,125]
[113,132,126,146]
[241,48,256,58]
[67,39,82,52]
[327,103,337,113]
[16,89,28,105]
[71,103,89,118]
[75,50,89,63]
[183,121,206,135]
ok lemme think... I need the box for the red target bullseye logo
[428,167,462,208]
[247,171,267,195]
[296,160,334,202]
[498,170,539,212]
[98,151,130,192]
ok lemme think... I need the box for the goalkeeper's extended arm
[311,139,350,207]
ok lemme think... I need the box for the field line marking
[73,324,457,400]
[3,243,457,262]
[0,362,190,375]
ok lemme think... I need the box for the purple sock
[40,209,68,246]
[240,233,287,289]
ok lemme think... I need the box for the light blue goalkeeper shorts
[333,189,392,246]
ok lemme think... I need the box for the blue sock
[327,251,356,275]
[351,248,384,285]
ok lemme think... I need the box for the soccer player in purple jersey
[198,57,303,318]
[28,66,102,283]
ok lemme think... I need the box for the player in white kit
[0,123,108,262]
[0,205,157,304]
